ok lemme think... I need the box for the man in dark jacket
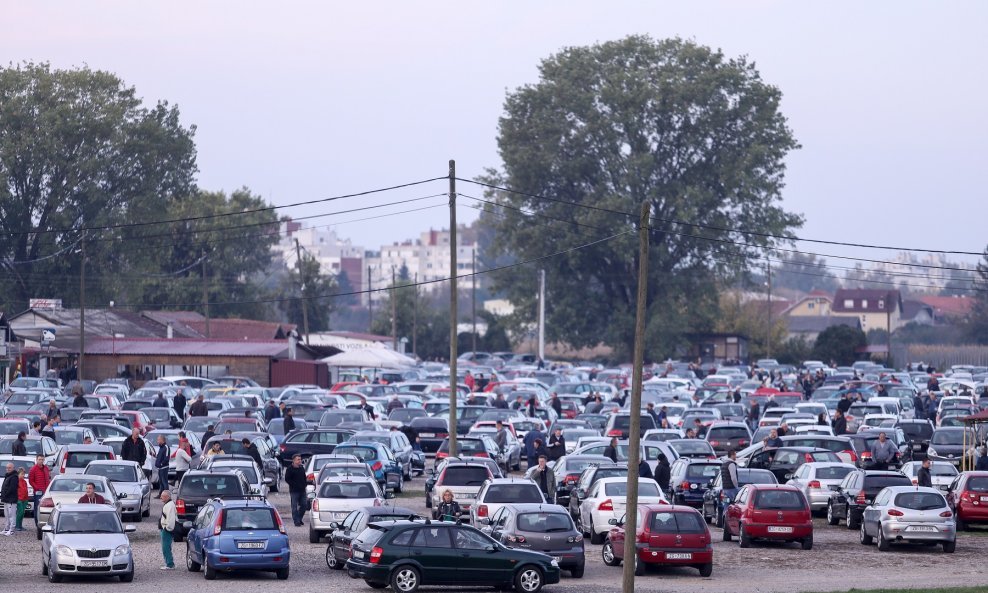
[282,408,297,434]
[837,393,853,415]
[263,400,280,422]
[283,454,307,526]
[1,463,19,534]
[546,428,566,461]
[916,459,934,488]
[721,450,739,490]
[173,389,187,419]
[154,435,170,495]
[152,391,169,408]
[976,447,988,471]
[832,409,848,436]
[242,438,263,468]
[603,437,619,463]
[654,454,671,495]
[201,425,216,449]
[121,428,147,466]
[71,387,88,409]
[638,459,653,479]
[188,394,209,417]
[747,400,760,431]
[548,394,562,418]
[11,432,27,457]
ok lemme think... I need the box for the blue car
[184,497,291,580]
[333,442,404,493]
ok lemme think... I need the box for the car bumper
[520,545,584,569]
[806,490,833,510]
[673,491,706,507]
[743,521,813,540]
[880,521,955,542]
[205,549,290,570]
[347,559,391,581]
[957,502,988,523]
[312,510,351,530]
[637,545,713,566]
[52,555,132,577]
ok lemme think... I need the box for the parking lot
[1,485,986,593]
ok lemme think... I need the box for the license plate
[459,493,475,499]
[80,560,106,567]
[980,496,988,502]
[666,552,692,560]
[913,444,923,450]
[419,433,435,438]
[353,550,366,559]
[906,525,938,532]
[237,542,265,549]
[767,526,793,533]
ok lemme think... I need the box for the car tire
[309,526,320,543]
[801,535,813,551]
[326,545,343,570]
[955,517,968,532]
[722,524,732,541]
[943,539,956,553]
[877,528,890,552]
[846,511,860,530]
[142,505,151,518]
[47,559,62,583]
[589,527,604,545]
[699,562,713,578]
[187,544,201,572]
[120,570,134,583]
[41,558,48,576]
[570,565,585,578]
[601,539,621,566]
[36,527,42,541]
[390,565,420,593]
[204,562,217,580]
[859,521,873,545]
[276,567,289,580]
[826,504,839,526]
[394,474,404,494]
[739,525,751,548]
[514,565,544,593]
[634,555,645,577]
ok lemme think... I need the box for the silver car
[786,462,857,512]
[41,504,136,582]
[859,485,956,552]
[36,475,122,539]
[83,460,151,521]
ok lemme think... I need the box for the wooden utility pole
[295,239,311,345]
[78,233,86,382]
[367,265,373,331]
[538,269,546,360]
[622,202,650,593]
[391,266,397,351]
[766,257,772,358]
[448,159,458,457]
[471,250,477,354]
[413,273,418,357]
[202,248,211,338]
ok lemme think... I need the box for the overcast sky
[5,1,986,268]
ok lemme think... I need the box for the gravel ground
[1,479,986,593]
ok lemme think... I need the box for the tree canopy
[479,36,802,358]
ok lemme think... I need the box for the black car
[326,506,420,570]
[847,430,908,470]
[567,462,627,520]
[277,428,355,466]
[172,470,251,541]
[701,468,778,527]
[826,469,911,529]
[745,446,841,483]
[346,520,560,593]
[454,406,490,435]
[928,427,979,468]
[668,459,721,507]
[542,454,611,508]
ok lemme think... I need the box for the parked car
[667,439,717,460]
[703,422,752,455]
[309,476,388,543]
[347,431,415,480]
[827,469,912,529]
[567,462,628,521]
[41,503,136,583]
[435,435,503,469]
[533,454,611,508]
[602,504,713,577]
[427,460,493,517]
[83,460,151,521]
[859,486,956,552]
[325,505,420,570]
[785,462,857,514]
[604,413,657,438]
[927,427,979,468]
[333,442,404,493]
[0,434,58,464]
[702,468,777,527]
[407,417,449,454]
[723,484,814,549]
[470,478,546,525]
[345,519,561,592]
[746,446,842,483]
[669,458,721,508]
[277,428,355,466]
[578,477,666,544]
[184,495,290,579]
[900,461,958,491]
[201,456,273,496]
[51,444,116,475]
[36,474,122,539]
[172,470,252,541]
[482,502,585,577]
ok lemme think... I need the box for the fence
[890,344,988,370]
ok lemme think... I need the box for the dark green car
[346,520,561,593]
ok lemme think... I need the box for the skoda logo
[543,535,551,541]
[91,547,97,553]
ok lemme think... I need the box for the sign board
[41,329,57,344]
[30,299,63,310]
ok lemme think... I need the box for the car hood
[109,482,144,496]
[316,497,380,512]
[53,533,129,548]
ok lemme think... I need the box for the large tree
[480,36,802,358]
[965,248,988,344]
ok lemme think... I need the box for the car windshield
[319,481,378,499]
[929,464,959,477]
[67,452,111,468]
[708,428,749,439]
[649,511,705,533]
[604,482,659,497]
[816,467,854,480]
[7,393,43,404]
[966,477,988,492]
[516,512,573,533]
[320,411,364,426]
[738,470,777,485]
[56,511,121,533]
[86,464,138,482]
[0,439,43,455]
[894,492,947,511]
[51,479,106,493]
[335,446,377,462]
[864,476,911,489]
[183,417,214,431]
[54,431,88,445]
[753,490,805,510]
[685,464,720,479]
[320,466,371,479]
[213,464,259,483]
[484,484,543,503]
[931,431,976,445]
[179,475,242,497]
[442,466,490,486]
[613,416,656,430]
[671,441,713,454]
[223,508,278,530]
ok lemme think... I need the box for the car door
[334,511,361,561]
[409,526,459,584]
[189,505,213,563]
[453,526,504,583]
[580,482,601,531]
[863,489,890,537]
[834,473,856,519]
[725,486,748,535]
[769,450,799,483]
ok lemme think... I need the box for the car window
[85,464,138,482]
[223,508,277,530]
[685,464,720,479]
[650,511,705,533]
[319,481,378,499]
[441,467,490,486]
[816,466,853,480]
[967,477,988,492]
[390,529,414,546]
[453,527,492,550]
[56,510,121,533]
[774,451,798,465]
[411,526,452,548]
[179,475,244,497]
[894,492,947,510]
[484,484,543,504]
[336,446,377,461]
[604,482,659,497]
[51,479,106,493]
[753,490,806,510]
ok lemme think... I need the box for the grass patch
[808,589,988,593]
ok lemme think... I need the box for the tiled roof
[832,289,900,313]
[917,296,974,320]
[85,338,290,357]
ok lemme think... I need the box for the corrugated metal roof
[85,338,289,357]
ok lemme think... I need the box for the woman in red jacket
[15,468,29,532]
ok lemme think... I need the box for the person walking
[284,454,307,527]
[436,490,462,522]
[172,388,187,419]
[916,459,934,488]
[154,435,170,495]
[187,394,209,417]
[282,408,297,434]
[159,490,176,570]
[28,455,51,526]
[71,386,88,409]
[1,463,17,536]
[549,393,562,418]
[121,428,147,467]
[523,425,545,468]
[242,438,263,468]
[870,432,897,471]
[832,409,848,436]
[15,468,28,532]
[152,391,169,408]
[11,432,27,457]
[532,455,556,503]
[493,421,509,472]
[977,446,988,472]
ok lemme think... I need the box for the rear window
[516,512,573,533]
[335,446,378,462]
[649,511,705,534]
[613,416,657,430]
[484,484,543,503]
[54,431,88,445]
[51,479,107,493]
[223,508,277,530]
[707,427,749,439]
[894,492,947,511]
[86,464,137,482]
[672,441,713,454]
[753,490,806,510]
[439,439,483,454]
[900,423,934,440]
[604,482,660,497]
[320,466,371,480]
[685,464,720,480]
[320,411,364,426]
[966,477,988,492]
[863,475,911,489]
[442,467,490,486]
[816,467,854,480]
[355,526,386,547]
[67,452,112,468]
[179,475,244,497]
[318,481,378,499]
[593,468,628,481]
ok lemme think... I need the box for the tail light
[804,454,815,463]
[371,461,383,472]
[477,505,488,517]
[842,450,858,462]
[307,473,315,483]
[808,481,821,489]
[566,534,583,543]
[274,510,286,534]
[861,452,873,460]
[214,510,224,535]
[681,481,691,491]
[108,452,115,460]
[369,546,383,564]
[940,510,953,518]
[436,452,448,460]
[738,440,748,446]
[40,497,54,508]
[175,499,185,514]
[598,499,613,511]
[887,509,903,516]
[436,433,448,439]
[960,491,974,503]
[709,441,720,447]
[59,458,67,474]
[373,499,382,507]
[607,430,622,437]
[856,491,866,505]
[565,474,580,485]
[279,444,286,452]
[743,506,754,519]
[473,453,488,458]
[719,492,727,502]
[507,535,526,543]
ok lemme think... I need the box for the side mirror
[41,524,53,533]
[608,518,618,525]
[329,522,340,530]
[385,492,395,499]
[483,518,493,525]
[124,525,137,533]
[182,521,193,530]
[117,493,128,499]
[262,477,273,485]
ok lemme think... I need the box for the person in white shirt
[159,490,177,570]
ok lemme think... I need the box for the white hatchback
[309,476,386,543]
[577,477,667,544]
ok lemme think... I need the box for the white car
[202,458,272,496]
[309,476,386,543]
[470,477,546,525]
[577,477,666,544]
[900,461,958,491]
[794,425,835,436]
[786,462,857,512]
[36,474,122,539]
[758,407,798,427]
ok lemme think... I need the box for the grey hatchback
[481,503,585,578]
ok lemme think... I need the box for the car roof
[743,484,800,491]
[486,477,537,485]
[86,459,140,467]
[880,485,947,495]
[60,444,113,452]
[505,503,572,514]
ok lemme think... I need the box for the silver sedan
[786,462,857,513]
[859,485,956,552]
[41,504,136,583]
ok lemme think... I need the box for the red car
[723,484,813,549]
[601,504,713,577]
[946,471,988,530]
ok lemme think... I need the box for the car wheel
[955,517,968,532]
[309,526,320,543]
[589,527,604,545]
[576,513,587,537]
[120,570,134,583]
[570,565,585,578]
[826,504,839,526]
[801,535,813,551]
[132,511,142,523]
[326,545,343,570]
[877,528,890,552]
[41,557,48,576]
[514,565,544,593]
[142,504,151,518]
[601,539,621,566]
[204,562,217,580]
[943,539,956,553]
[859,521,873,545]
[187,544,201,572]
[276,567,289,580]
[47,559,62,583]
[633,555,645,577]
[846,511,860,530]
[722,523,732,541]
[699,563,713,578]
[739,525,751,548]
[390,565,420,593]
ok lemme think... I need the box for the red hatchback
[723,484,813,549]
[601,504,713,577]
[946,471,988,530]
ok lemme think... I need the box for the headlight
[55,545,74,557]
[927,447,938,457]
[550,559,559,567]
[113,545,131,556]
